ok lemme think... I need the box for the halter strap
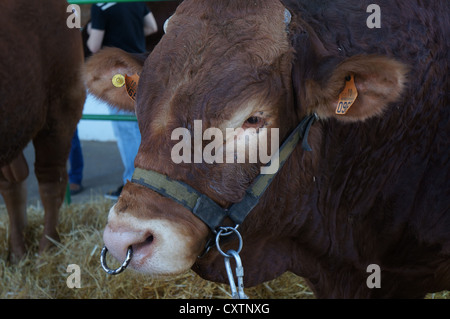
[131,113,318,232]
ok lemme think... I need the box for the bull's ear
[83,47,147,112]
[305,55,408,122]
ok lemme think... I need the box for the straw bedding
[0,199,313,299]
[0,199,447,299]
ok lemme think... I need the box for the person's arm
[88,5,106,54]
[87,28,105,53]
[143,12,158,36]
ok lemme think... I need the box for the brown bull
[85,0,449,298]
[0,0,85,262]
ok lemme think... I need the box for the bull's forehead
[139,0,291,136]
[166,0,290,62]
[170,0,287,28]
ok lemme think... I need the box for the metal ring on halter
[215,226,243,258]
[100,246,133,275]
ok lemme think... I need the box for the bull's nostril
[131,234,155,255]
[145,235,154,244]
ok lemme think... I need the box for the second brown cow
[0,0,85,262]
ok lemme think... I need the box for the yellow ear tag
[335,74,358,115]
[112,74,126,88]
[125,74,140,101]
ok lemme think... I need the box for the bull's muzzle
[100,245,133,275]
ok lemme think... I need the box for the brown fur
[0,0,85,261]
[85,0,449,298]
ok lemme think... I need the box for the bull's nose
[102,203,209,275]
[103,224,154,267]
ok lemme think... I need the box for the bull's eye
[246,116,260,125]
[243,116,265,130]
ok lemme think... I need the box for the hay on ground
[0,199,447,299]
[0,198,313,299]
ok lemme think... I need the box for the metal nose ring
[100,246,133,275]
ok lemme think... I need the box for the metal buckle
[197,224,241,258]
[224,250,249,299]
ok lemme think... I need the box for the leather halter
[131,113,318,233]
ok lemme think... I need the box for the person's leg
[107,108,140,199]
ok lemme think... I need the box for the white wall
[78,93,117,141]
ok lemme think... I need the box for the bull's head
[84,0,407,286]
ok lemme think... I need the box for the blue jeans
[109,108,141,185]
[69,128,84,185]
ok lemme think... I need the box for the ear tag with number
[335,74,358,115]
[125,74,140,101]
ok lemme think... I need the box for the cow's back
[0,0,84,166]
